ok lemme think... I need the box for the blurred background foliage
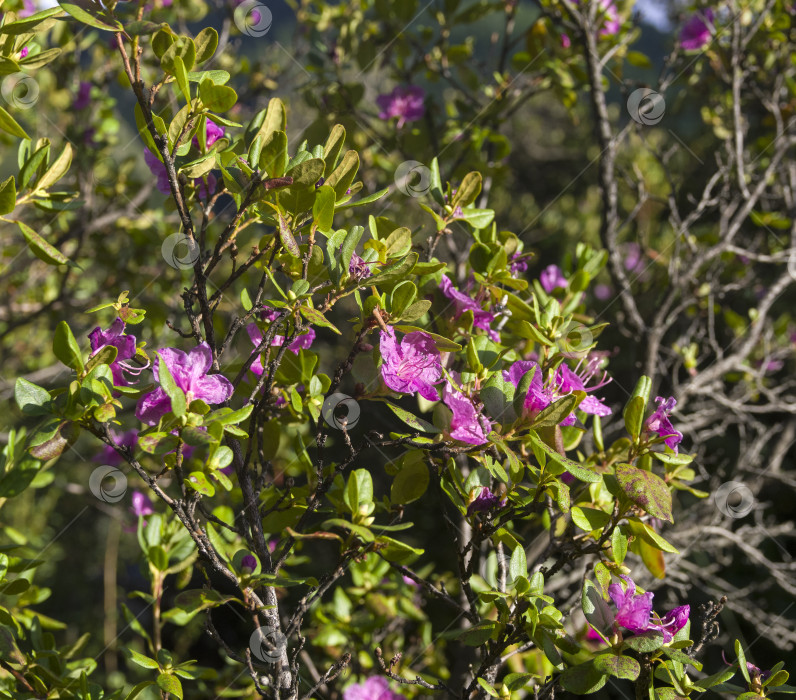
[0,0,794,697]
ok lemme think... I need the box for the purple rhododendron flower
[509,252,529,276]
[608,574,656,634]
[379,326,442,401]
[144,149,171,195]
[439,275,499,341]
[89,318,147,387]
[680,9,714,50]
[556,357,612,417]
[607,575,689,642]
[192,119,225,149]
[376,86,425,129]
[645,396,684,453]
[136,342,234,425]
[504,356,611,424]
[442,374,491,445]
[246,322,316,376]
[130,490,155,518]
[19,46,29,59]
[95,429,138,466]
[466,486,506,516]
[349,252,376,280]
[657,605,690,643]
[539,264,567,293]
[343,676,405,700]
[74,81,91,110]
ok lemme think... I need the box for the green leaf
[148,545,169,571]
[124,681,156,700]
[156,673,183,699]
[509,544,527,581]
[251,97,286,148]
[194,26,218,63]
[259,130,288,177]
[312,184,335,232]
[0,176,16,215]
[736,639,751,683]
[582,579,613,633]
[451,171,482,209]
[531,393,580,429]
[615,463,673,522]
[458,207,495,229]
[278,212,299,257]
[460,621,497,646]
[624,376,651,438]
[571,506,610,531]
[173,55,191,103]
[322,124,345,176]
[624,396,645,439]
[35,143,72,192]
[199,78,236,111]
[384,402,440,433]
[186,472,215,497]
[593,654,640,681]
[17,220,75,267]
[59,1,121,31]
[326,150,359,200]
[560,661,608,695]
[187,69,230,84]
[0,6,63,34]
[368,252,419,287]
[53,321,84,372]
[286,157,325,186]
[528,431,601,483]
[626,518,679,554]
[156,352,186,417]
[0,106,29,139]
[391,459,429,505]
[29,421,79,460]
[124,648,160,670]
[15,378,51,415]
[0,454,41,496]
[299,305,340,334]
[374,535,423,562]
[481,366,516,424]
[622,630,665,653]
[611,526,628,564]
[477,678,499,698]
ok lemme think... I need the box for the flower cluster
[136,343,234,425]
[379,327,441,401]
[608,575,689,643]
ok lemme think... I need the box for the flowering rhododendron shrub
[0,0,795,699]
